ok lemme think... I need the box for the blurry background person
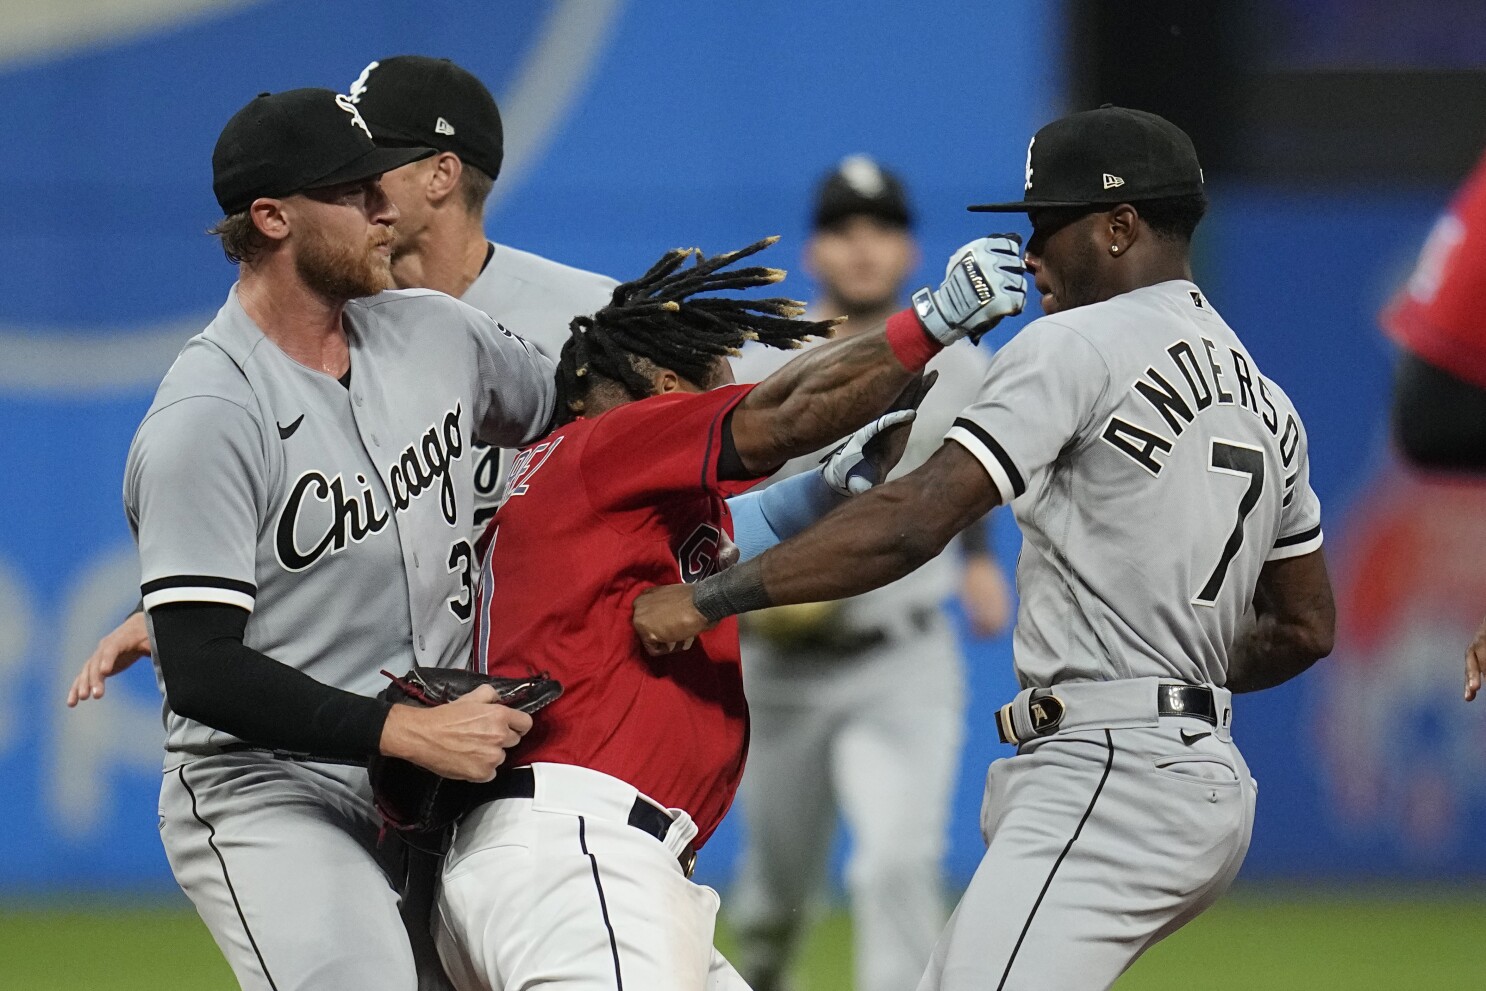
[728,156,1012,991]
[1386,147,1486,474]
[1378,146,1486,699]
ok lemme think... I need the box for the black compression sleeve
[151,602,392,760]
[1392,351,1486,470]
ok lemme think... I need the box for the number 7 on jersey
[1194,438,1266,606]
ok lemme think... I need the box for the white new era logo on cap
[434,117,456,136]
[1102,173,1125,190]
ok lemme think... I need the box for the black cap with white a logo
[968,105,1203,213]
[346,55,505,181]
[212,88,434,214]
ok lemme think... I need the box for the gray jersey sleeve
[1268,410,1324,560]
[463,303,557,450]
[126,395,267,612]
[945,319,1112,504]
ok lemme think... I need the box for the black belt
[1156,684,1219,725]
[470,766,697,878]
[996,684,1218,745]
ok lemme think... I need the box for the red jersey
[1384,151,1486,389]
[471,384,764,844]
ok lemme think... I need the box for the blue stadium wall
[0,0,1480,894]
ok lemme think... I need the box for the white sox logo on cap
[1023,136,1035,192]
[335,93,373,140]
[346,59,379,104]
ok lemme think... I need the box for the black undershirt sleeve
[151,602,392,760]
[717,407,756,482]
[1392,351,1486,471]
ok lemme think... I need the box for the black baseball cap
[812,155,913,230]
[346,55,504,181]
[968,106,1203,213]
[212,88,434,214]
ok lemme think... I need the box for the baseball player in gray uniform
[344,55,618,534]
[633,107,1336,990]
[729,157,1009,991]
[67,56,615,702]
[129,88,553,991]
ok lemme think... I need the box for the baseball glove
[368,666,562,843]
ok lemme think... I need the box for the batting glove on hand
[911,234,1026,345]
[821,409,918,495]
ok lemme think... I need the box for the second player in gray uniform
[633,107,1336,990]
[131,89,553,991]
[345,55,618,534]
[729,157,1009,991]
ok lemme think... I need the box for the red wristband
[885,308,943,371]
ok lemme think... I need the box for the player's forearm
[732,312,930,472]
[1226,551,1335,693]
[152,603,391,759]
[727,469,842,560]
[701,489,942,617]
[1225,612,1332,693]
[696,455,987,616]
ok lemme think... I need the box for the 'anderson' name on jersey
[944,280,1323,690]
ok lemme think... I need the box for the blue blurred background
[2,0,1484,945]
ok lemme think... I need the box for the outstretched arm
[727,405,919,559]
[1225,550,1335,693]
[728,236,1025,473]
[635,441,1000,650]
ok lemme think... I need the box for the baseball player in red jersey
[435,235,1027,990]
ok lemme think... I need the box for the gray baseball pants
[158,752,449,991]
[917,682,1256,991]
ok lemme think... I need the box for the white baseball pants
[433,762,750,991]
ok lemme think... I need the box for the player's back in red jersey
[471,383,763,843]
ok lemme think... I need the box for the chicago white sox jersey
[732,331,993,620]
[125,286,555,758]
[945,280,1323,689]
[461,241,617,533]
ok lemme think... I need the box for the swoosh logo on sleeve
[277,414,305,440]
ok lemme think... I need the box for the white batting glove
[911,234,1026,345]
[821,409,918,495]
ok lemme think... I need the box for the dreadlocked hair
[554,236,840,423]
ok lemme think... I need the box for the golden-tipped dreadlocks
[555,237,841,423]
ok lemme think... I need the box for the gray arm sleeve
[728,468,843,560]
